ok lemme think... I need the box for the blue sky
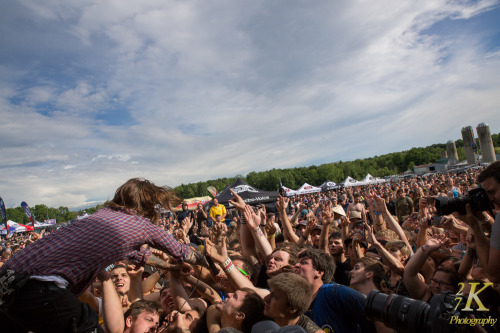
[1,0,500,209]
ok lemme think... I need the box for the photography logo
[450,282,497,327]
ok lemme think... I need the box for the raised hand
[424,234,449,252]
[205,238,228,264]
[305,216,318,234]
[275,195,289,212]
[228,189,246,211]
[373,196,388,214]
[321,206,334,226]
[243,205,261,230]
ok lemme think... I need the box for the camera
[365,290,491,333]
[428,188,492,216]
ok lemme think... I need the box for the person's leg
[8,279,103,333]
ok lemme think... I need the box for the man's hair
[328,227,342,240]
[298,248,336,283]
[107,178,181,224]
[478,161,500,183]
[376,229,397,240]
[124,300,161,320]
[355,257,385,290]
[237,288,266,333]
[110,264,128,275]
[384,239,411,257]
[268,273,312,317]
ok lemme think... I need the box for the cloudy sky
[1,0,500,209]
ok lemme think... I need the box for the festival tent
[319,181,339,191]
[0,220,34,235]
[339,176,365,187]
[215,178,279,207]
[281,186,298,197]
[361,174,377,185]
[295,183,322,195]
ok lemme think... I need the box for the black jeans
[0,279,104,333]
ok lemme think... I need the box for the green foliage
[172,139,487,195]
[4,205,77,223]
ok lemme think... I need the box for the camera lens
[366,290,430,333]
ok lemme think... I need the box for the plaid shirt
[1,207,190,295]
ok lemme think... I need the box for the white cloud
[1,0,499,208]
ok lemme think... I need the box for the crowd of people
[1,162,499,333]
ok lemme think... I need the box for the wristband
[421,246,428,254]
[224,263,235,273]
[253,226,261,232]
[301,234,309,240]
[222,257,232,268]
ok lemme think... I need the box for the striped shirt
[1,207,190,295]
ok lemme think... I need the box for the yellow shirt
[209,204,226,221]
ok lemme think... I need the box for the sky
[1,0,500,210]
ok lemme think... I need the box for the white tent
[361,174,378,184]
[295,183,322,195]
[281,186,298,197]
[339,176,365,187]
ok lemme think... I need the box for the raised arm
[243,204,273,260]
[319,208,333,253]
[99,270,125,333]
[276,195,299,244]
[364,223,405,275]
[205,237,269,299]
[375,196,412,252]
[404,235,448,301]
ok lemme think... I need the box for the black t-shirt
[334,258,351,286]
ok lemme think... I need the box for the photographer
[464,161,500,283]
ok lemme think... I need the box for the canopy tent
[0,220,34,235]
[339,176,366,187]
[281,185,298,197]
[215,178,279,207]
[360,174,377,185]
[34,220,57,228]
[319,181,339,191]
[295,183,322,195]
[173,196,212,212]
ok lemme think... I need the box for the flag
[0,196,6,229]
[207,186,219,198]
[21,201,35,226]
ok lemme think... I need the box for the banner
[0,196,6,229]
[21,201,35,226]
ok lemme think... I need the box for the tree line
[173,133,500,199]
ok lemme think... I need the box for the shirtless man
[347,193,367,221]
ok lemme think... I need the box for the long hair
[106,178,182,224]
